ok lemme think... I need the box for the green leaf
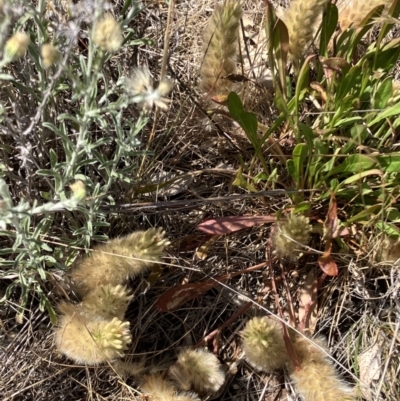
[346,204,382,223]
[319,3,339,57]
[376,221,400,237]
[327,154,376,176]
[375,0,400,50]
[341,169,382,185]
[348,5,385,59]
[227,92,244,121]
[291,143,308,188]
[233,167,257,192]
[335,65,362,106]
[341,125,369,154]
[374,79,392,109]
[376,154,400,173]
[368,102,400,125]
[295,55,315,117]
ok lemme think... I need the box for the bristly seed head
[272,213,312,260]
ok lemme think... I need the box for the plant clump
[54,228,170,364]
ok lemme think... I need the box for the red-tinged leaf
[323,195,338,240]
[156,277,227,312]
[338,226,350,237]
[318,241,338,276]
[176,233,214,252]
[197,215,276,235]
[157,262,268,311]
[298,270,318,334]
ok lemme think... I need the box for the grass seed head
[272,213,311,260]
[280,0,330,61]
[289,336,355,401]
[54,302,131,365]
[92,13,123,53]
[140,374,176,401]
[80,284,133,319]
[65,228,170,297]
[241,317,289,371]
[168,348,225,394]
[4,32,30,63]
[199,0,243,99]
[338,0,392,31]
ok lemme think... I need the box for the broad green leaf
[227,92,244,121]
[376,221,400,237]
[335,65,362,106]
[376,154,400,173]
[374,79,392,109]
[327,154,376,176]
[368,102,400,125]
[274,18,289,96]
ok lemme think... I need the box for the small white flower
[126,67,172,111]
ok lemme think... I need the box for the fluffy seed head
[338,0,392,31]
[241,317,289,371]
[175,392,201,401]
[126,67,173,111]
[280,0,330,61]
[289,335,355,401]
[65,228,170,297]
[199,0,243,99]
[168,348,225,394]
[54,302,131,364]
[81,284,133,319]
[92,13,123,53]
[272,214,312,260]
[4,32,30,62]
[69,180,86,201]
[41,43,60,68]
[141,374,176,401]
